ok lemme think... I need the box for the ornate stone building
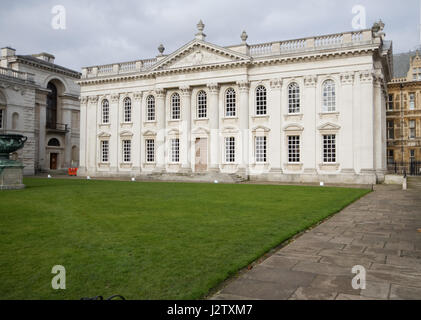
[0,48,80,174]
[387,51,421,175]
[78,21,392,184]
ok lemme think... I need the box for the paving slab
[211,184,421,300]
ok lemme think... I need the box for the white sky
[0,0,420,71]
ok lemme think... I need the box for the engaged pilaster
[207,83,220,171]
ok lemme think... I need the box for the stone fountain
[0,134,27,190]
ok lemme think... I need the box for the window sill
[284,163,304,171]
[319,163,340,171]
[144,121,157,125]
[120,163,133,169]
[252,115,269,121]
[284,114,303,121]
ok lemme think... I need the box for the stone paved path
[211,183,421,300]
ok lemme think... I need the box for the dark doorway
[47,82,57,129]
[50,153,58,170]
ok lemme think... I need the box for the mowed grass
[0,178,370,300]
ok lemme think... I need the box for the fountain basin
[0,134,27,190]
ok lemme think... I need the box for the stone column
[269,79,283,173]
[78,97,88,175]
[303,76,318,175]
[133,92,143,175]
[238,81,250,174]
[87,96,99,175]
[180,86,192,172]
[62,108,72,168]
[374,74,386,179]
[155,88,166,171]
[340,72,355,174]
[359,70,375,175]
[110,94,120,173]
[207,83,220,171]
[38,102,47,171]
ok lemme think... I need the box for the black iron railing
[388,161,421,176]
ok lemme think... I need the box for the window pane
[256,86,267,116]
[123,140,131,163]
[147,96,155,121]
[255,136,267,163]
[288,136,300,163]
[124,98,132,123]
[171,139,180,163]
[146,139,155,163]
[101,140,109,163]
[172,93,181,120]
[322,80,336,112]
[197,91,207,118]
[288,83,300,114]
[102,100,110,124]
[226,88,236,117]
[323,134,336,163]
[225,137,235,163]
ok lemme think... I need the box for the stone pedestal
[0,161,25,190]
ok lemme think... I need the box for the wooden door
[50,153,58,170]
[195,138,208,172]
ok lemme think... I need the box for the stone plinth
[0,161,25,190]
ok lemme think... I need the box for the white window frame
[101,140,109,163]
[225,137,236,163]
[122,140,131,163]
[288,82,301,114]
[409,93,416,110]
[322,80,336,113]
[256,86,267,116]
[145,139,155,163]
[171,93,181,120]
[123,97,132,123]
[225,88,236,118]
[197,90,207,119]
[102,99,110,124]
[255,136,267,163]
[388,94,394,111]
[323,134,337,164]
[146,95,156,122]
[170,138,180,163]
[288,135,301,163]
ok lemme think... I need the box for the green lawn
[0,178,370,300]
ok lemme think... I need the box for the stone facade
[78,21,392,184]
[0,48,81,174]
[387,52,421,172]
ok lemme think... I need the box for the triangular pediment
[283,124,304,132]
[318,122,341,131]
[152,40,250,71]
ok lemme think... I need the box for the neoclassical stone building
[0,48,80,174]
[79,21,392,184]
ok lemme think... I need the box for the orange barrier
[68,168,78,176]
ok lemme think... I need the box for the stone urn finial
[158,44,165,55]
[195,20,206,41]
[241,30,248,44]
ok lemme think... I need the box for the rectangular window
[387,120,395,140]
[388,94,394,111]
[146,139,155,163]
[101,140,109,163]
[288,136,301,163]
[387,150,394,164]
[410,149,416,162]
[323,134,336,163]
[170,138,180,163]
[102,104,109,124]
[0,109,3,129]
[123,140,131,163]
[124,105,132,123]
[409,93,415,110]
[409,120,416,139]
[225,137,235,163]
[255,136,267,163]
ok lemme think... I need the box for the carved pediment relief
[152,40,249,71]
[283,124,304,132]
[120,130,133,137]
[317,122,341,131]
[252,125,271,133]
[143,130,156,137]
[98,131,111,138]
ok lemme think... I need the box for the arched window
[48,138,60,147]
[171,93,181,120]
[288,83,300,114]
[102,99,110,124]
[147,95,155,121]
[123,97,132,123]
[256,86,267,115]
[197,90,207,119]
[225,88,236,117]
[46,82,57,128]
[322,80,336,112]
[12,112,19,130]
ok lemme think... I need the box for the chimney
[1,47,16,58]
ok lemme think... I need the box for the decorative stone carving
[80,96,89,104]
[237,81,250,92]
[241,31,248,44]
[360,70,374,84]
[134,92,143,101]
[207,83,219,95]
[158,44,165,56]
[304,76,317,87]
[111,94,120,103]
[155,88,166,99]
[340,72,355,85]
[88,96,99,105]
[180,86,191,97]
[270,78,282,89]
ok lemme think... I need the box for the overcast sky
[0,0,420,71]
